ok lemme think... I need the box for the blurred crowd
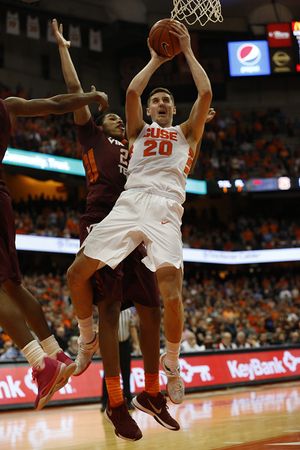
[195,107,300,182]
[1,266,300,360]
[2,82,300,183]
[182,207,300,251]
[174,263,300,352]
[12,196,300,251]
[13,196,85,239]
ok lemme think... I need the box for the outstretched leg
[68,250,102,376]
[0,284,35,348]
[98,298,142,441]
[0,285,67,410]
[132,302,180,431]
[3,280,53,341]
[3,279,77,388]
[134,303,161,375]
[67,249,101,320]
[156,266,185,404]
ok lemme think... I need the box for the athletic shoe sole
[132,395,179,430]
[54,361,77,392]
[73,360,92,377]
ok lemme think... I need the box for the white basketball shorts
[81,189,184,272]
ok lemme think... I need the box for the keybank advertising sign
[228,40,271,77]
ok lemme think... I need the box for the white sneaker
[160,352,185,404]
[73,332,99,376]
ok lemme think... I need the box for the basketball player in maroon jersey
[0,89,108,410]
[53,18,179,441]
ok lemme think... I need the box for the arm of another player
[5,91,109,129]
[170,22,212,146]
[53,18,91,126]
[189,107,216,174]
[126,40,172,143]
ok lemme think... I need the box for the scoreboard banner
[1,347,300,410]
[267,23,292,47]
[228,22,300,76]
[292,21,300,71]
[269,47,295,73]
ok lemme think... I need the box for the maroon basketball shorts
[80,211,160,308]
[0,186,22,284]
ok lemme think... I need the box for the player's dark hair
[95,112,109,127]
[147,87,175,107]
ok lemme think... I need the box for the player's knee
[67,251,97,287]
[163,293,182,314]
[67,263,83,287]
[66,265,75,286]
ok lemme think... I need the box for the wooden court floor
[1,381,300,450]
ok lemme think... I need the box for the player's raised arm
[5,90,109,129]
[125,40,171,144]
[52,18,91,126]
[170,22,212,148]
[189,108,216,175]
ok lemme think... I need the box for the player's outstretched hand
[52,18,71,48]
[206,108,216,123]
[147,38,173,64]
[90,86,109,112]
[169,21,191,54]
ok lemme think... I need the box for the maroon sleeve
[75,116,128,215]
[0,99,12,183]
[76,117,102,153]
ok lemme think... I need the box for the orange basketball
[149,19,181,58]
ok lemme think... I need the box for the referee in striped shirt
[101,309,140,412]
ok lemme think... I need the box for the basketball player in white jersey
[67,20,213,405]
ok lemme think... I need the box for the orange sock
[144,372,160,397]
[105,376,124,407]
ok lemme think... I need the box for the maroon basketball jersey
[0,99,11,185]
[76,118,129,215]
[0,99,22,284]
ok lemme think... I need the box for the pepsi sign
[228,40,271,77]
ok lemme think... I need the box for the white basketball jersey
[125,122,193,204]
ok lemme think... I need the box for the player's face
[146,92,176,128]
[100,114,125,140]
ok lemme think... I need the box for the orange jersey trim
[183,147,194,176]
[83,148,99,183]
[129,144,134,157]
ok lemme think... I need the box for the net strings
[171,0,223,26]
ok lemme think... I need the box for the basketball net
[171,0,223,26]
